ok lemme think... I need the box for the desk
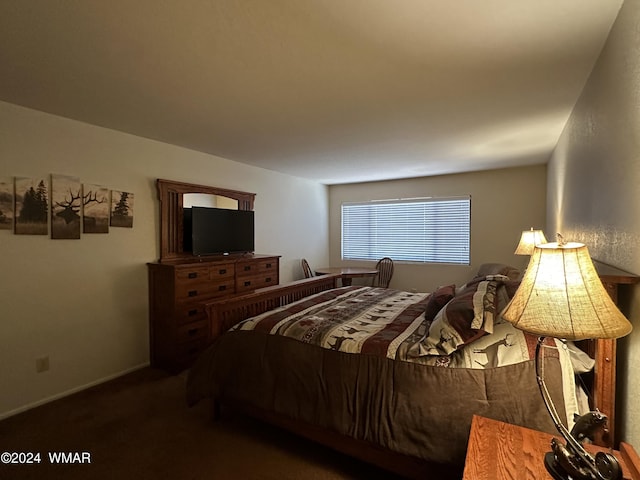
[314,267,378,286]
[463,415,640,480]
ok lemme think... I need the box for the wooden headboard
[588,260,639,446]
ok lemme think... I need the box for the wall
[547,0,640,445]
[329,165,547,292]
[0,101,329,419]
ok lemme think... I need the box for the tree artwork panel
[15,176,48,235]
[83,184,109,234]
[0,178,14,231]
[110,190,134,228]
[51,174,81,239]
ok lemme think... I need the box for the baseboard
[0,362,150,421]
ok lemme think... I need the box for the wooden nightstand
[463,415,640,480]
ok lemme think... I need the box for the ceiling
[0,1,624,184]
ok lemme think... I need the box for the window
[341,196,471,264]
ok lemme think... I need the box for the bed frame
[204,274,457,478]
[201,274,615,479]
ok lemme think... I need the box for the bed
[186,264,592,479]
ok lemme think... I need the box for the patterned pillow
[476,263,520,280]
[423,284,456,322]
[415,275,512,356]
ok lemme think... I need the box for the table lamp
[502,239,632,480]
[514,228,548,255]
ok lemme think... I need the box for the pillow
[476,263,520,280]
[566,341,596,374]
[414,276,509,356]
[423,284,456,322]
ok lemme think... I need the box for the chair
[301,258,314,278]
[373,257,394,288]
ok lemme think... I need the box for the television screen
[184,207,255,256]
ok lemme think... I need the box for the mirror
[156,179,255,262]
[183,193,239,210]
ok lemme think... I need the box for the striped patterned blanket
[231,279,558,369]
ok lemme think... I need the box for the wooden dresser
[148,254,280,372]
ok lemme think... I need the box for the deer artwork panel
[14,176,48,235]
[82,184,109,234]
[51,174,81,239]
[0,178,14,231]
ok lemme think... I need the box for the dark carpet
[0,367,400,480]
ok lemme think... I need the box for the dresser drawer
[236,262,257,277]
[175,265,210,282]
[209,263,235,281]
[235,273,278,293]
[175,278,235,302]
[176,320,209,344]
[237,258,278,278]
[175,263,234,285]
[174,304,208,325]
[256,259,278,273]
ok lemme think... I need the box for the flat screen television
[183,207,255,256]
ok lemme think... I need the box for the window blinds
[341,196,471,264]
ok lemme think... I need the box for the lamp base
[544,452,572,480]
[534,337,622,480]
[544,447,623,480]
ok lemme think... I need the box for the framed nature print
[15,176,48,235]
[83,184,109,234]
[51,174,81,239]
[0,178,13,230]
[110,190,134,228]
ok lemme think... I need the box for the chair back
[374,257,394,288]
[301,258,314,278]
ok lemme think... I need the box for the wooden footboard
[205,274,341,339]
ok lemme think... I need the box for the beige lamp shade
[514,228,548,255]
[502,242,632,341]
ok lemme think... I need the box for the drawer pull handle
[266,263,272,268]
[188,309,198,316]
[266,277,272,282]
[188,272,198,279]
[188,328,198,336]
[188,290,198,297]
[219,269,227,275]
[218,285,226,291]
[244,266,251,271]
[244,281,251,287]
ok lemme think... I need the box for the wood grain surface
[463,415,638,480]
